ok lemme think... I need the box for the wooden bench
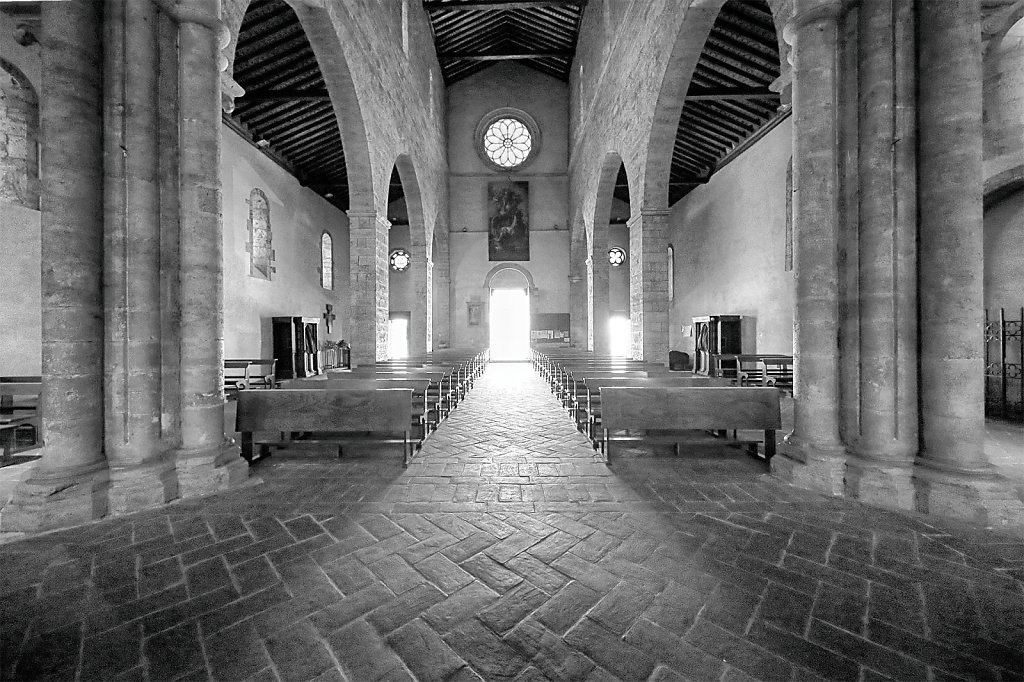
[236,388,414,466]
[599,386,781,463]
[0,381,42,457]
[287,378,433,442]
[224,359,277,392]
[580,376,732,442]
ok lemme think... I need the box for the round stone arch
[483,262,537,294]
[221,0,376,212]
[984,163,1024,210]
[641,0,791,209]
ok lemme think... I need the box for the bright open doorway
[609,314,631,358]
[489,288,530,361]
[388,313,409,359]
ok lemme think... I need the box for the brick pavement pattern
[2,363,1023,681]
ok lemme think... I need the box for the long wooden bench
[0,380,42,458]
[236,388,414,466]
[288,377,434,441]
[224,359,277,391]
[580,376,733,441]
[599,386,781,463]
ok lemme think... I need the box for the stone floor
[2,363,1023,681]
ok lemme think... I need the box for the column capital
[784,0,850,45]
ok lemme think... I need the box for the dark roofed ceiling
[424,0,586,84]
[228,0,351,210]
[668,0,785,206]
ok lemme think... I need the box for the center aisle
[3,364,1022,681]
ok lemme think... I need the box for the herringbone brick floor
[2,363,1023,681]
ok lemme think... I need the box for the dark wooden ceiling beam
[685,86,778,101]
[438,50,572,60]
[424,1,585,10]
[239,89,331,101]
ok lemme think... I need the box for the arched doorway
[484,264,535,361]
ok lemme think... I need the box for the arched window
[667,244,674,301]
[247,188,274,280]
[320,231,334,290]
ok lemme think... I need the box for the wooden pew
[349,368,458,416]
[0,380,42,457]
[236,388,414,466]
[224,359,277,391]
[580,376,732,442]
[288,378,434,441]
[599,386,781,463]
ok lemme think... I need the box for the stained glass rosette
[483,118,532,168]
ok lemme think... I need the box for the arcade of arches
[2,0,1023,530]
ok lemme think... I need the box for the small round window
[475,108,541,171]
[390,248,411,272]
[608,247,626,267]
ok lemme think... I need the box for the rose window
[483,118,532,168]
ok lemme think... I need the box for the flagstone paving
[2,363,1023,681]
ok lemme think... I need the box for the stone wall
[221,126,350,359]
[0,202,40,375]
[447,62,571,348]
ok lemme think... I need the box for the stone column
[174,0,247,495]
[844,0,918,509]
[2,1,109,532]
[772,0,847,493]
[590,221,610,354]
[103,0,176,514]
[348,210,390,364]
[158,9,182,446]
[626,209,670,364]
[569,225,588,348]
[915,0,1021,524]
[432,228,451,349]
[410,250,431,355]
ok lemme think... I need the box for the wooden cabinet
[272,316,321,379]
[693,315,742,376]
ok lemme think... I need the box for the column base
[914,465,1024,528]
[844,456,916,511]
[772,437,847,496]
[0,464,109,533]
[108,455,178,516]
[175,440,249,499]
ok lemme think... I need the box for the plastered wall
[447,62,571,347]
[221,126,350,358]
[0,202,40,375]
[985,191,1024,313]
[668,119,795,355]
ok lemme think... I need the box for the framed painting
[487,181,529,261]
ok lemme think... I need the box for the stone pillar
[569,225,587,348]
[348,210,390,364]
[844,0,918,509]
[103,0,176,514]
[590,221,610,355]
[432,228,451,349]
[158,9,182,446]
[916,0,1021,524]
[626,209,670,364]
[772,0,847,493]
[2,1,109,532]
[174,0,247,495]
[410,250,431,355]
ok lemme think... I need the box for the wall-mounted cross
[323,304,336,333]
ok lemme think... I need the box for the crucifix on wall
[323,304,336,333]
